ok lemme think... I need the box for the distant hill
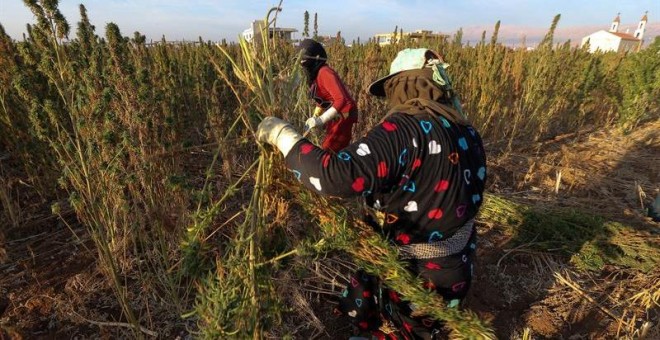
[461,22,659,47]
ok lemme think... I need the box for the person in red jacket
[298,39,358,153]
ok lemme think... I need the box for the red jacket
[312,65,357,116]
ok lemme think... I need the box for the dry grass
[490,120,659,223]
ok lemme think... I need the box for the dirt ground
[464,120,659,339]
[1,120,658,339]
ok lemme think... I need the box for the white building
[374,30,448,46]
[581,12,648,53]
[242,20,297,43]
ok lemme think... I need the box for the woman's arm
[285,116,406,198]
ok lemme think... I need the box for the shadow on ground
[466,122,659,338]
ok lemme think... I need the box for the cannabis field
[1,1,659,339]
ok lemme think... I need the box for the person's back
[257,48,487,339]
[360,110,485,242]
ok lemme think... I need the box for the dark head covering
[298,39,327,85]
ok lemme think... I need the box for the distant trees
[313,13,318,39]
[336,31,344,45]
[303,11,309,38]
[452,28,463,47]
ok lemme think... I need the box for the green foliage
[539,14,561,49]
[313,12,318,40]
[2,0,238,336]
[479,195,659,273]
[302,10,309,38]
[616,36,660,130]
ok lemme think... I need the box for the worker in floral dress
[257,48,486,339]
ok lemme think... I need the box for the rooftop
[609,31,641,41]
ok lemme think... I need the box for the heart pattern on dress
[291,170,301,181]
[440,117,451,128]
[300,143,314,155]
[428,140,441,154]
[456,204,467,218]
[351,177,365,192]
[396,233,410,245]
[386,214,399,224]
[420,120,432,134]
[382,121,397,132]
[389,290,401,303]
[451,281,466,292]
[337,151,351,161]
[309,177,322,191]
[404,201,418,212]
[321,153,331,168]
[403,180,416,193]
[428,209,443,220]
[477,166,486,180]
[377,161,388,178]
[398,148,408,166]
[448,152,459,164]
[428,231,443,242]
[458,137,468,151]
[434,179,449,192]
[356,143,371,156]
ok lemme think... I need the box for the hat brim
[367,71,403,97]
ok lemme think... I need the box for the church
[580,12,648,53]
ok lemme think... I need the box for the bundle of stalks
[189,5,305,338]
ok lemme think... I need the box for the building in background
[314,34,346,46]
[374,30,448,46]
[581,12,648,53]
[242,20,297,43]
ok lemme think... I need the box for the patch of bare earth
[0,209,105,339]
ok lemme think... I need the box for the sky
[0,0,658,45]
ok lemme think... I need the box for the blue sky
[0,0,657,44]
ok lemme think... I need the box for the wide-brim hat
[367,48,441,97]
